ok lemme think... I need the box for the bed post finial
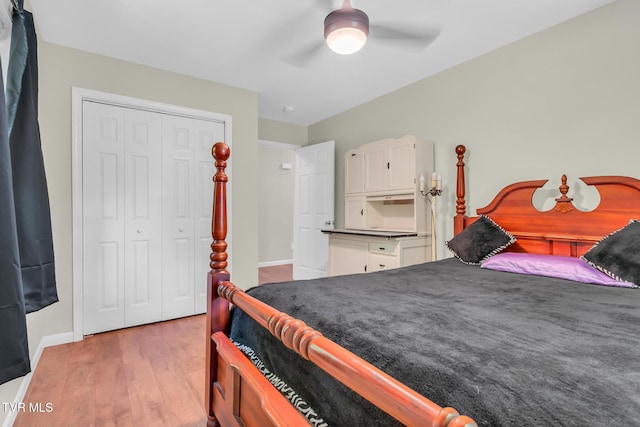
[210,142,230,273]
[454,145,467,235]
[553,174,575,214]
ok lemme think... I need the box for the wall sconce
[419,172,442,261]
[420,172,442,198]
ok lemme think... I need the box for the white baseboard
[2,332,74,427]
[258,259,293,268]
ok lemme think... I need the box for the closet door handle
[178,228,184,232]
[136,229,142,234]
[360,209,364,215]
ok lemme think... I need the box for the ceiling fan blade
[281,40,326,68]
[314,0,337,15]
[369,23,442,49]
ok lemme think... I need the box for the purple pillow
[481,252,636,288]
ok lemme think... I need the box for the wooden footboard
[205,143,476,427]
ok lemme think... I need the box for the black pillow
[581,220,640,286]
[446,215,515,265]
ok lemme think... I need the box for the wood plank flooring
[258,263,293,285]
[13,264,293,427]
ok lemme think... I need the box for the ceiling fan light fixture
[324,8,369,55]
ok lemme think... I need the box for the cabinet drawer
[368,253,399,272]
[368,241,397,255]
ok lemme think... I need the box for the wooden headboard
[453,145,640,257]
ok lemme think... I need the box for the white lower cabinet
[328,233,430,276]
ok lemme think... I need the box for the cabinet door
[387,139,415,191]
[345,196,366,229]
[345,149,364,194]
[363,144,387,192]
[329,238,368,276]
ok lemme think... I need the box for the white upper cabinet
[343,135,434,234]
[345,148,364,194]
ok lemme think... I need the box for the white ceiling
[29,0,614,126]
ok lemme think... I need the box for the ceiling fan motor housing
[324,8,369,39]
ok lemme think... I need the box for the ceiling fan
[324,0,370,54]
[280,0,442,65]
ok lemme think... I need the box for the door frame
[71,87,232,341]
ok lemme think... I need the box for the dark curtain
[0,0,57,385]
[7,1,58,313]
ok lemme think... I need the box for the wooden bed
[204,143,640,426]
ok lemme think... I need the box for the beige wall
[256,119,308,267]
[309,0,640,259]
[258,118,308,146]
[258,143,297,265]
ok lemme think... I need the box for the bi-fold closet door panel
[161,115,222,318]
[82,102,162,334]
[83,102,224,335]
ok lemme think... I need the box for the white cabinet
[345,196,366,229]
[328,237,368,276]
[82,101,226,335]
[363,142,388,193]
[328,234,430,276]
[329,135,434,276]
[344,135,434,234]
[363,136,417,193]
[345,148,364,194]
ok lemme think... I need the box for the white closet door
[123,108,163,327]
[162,115,224,317]
[193,119,225,314]
[83,103,163,334]
[83,102,126,334]
[83,100,225,333]
[162,115,196,319]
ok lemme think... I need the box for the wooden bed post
[205,142,231,427]
[454,145,467,235]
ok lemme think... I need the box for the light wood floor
[258,263,293,285]
[13,264,293,427]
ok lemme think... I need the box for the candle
[419,174,425,192]
[437,173,442,190]
[431,172,438,189]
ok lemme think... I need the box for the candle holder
[419,172,442,201]
[421,187,443,198]
[418,173,442,262]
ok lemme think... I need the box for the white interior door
[123,108,163,327]
[293,140,335,280]
[193,119,226,314]
[82,102,163,334]
[162,114,225,318]
[162,115,196,320]
[82,100,226,334]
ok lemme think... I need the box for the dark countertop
[321,228,418,238]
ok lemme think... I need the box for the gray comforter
[229,258,640,426]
